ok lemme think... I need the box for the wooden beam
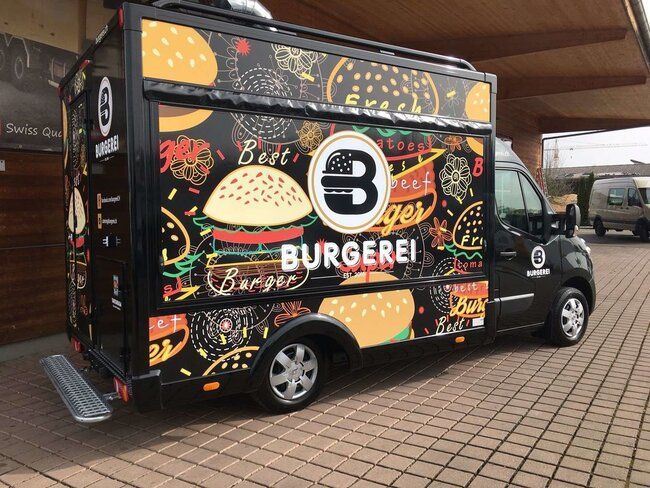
[498,76,647,100]
[538,117,650,133]
[411,29,628,62]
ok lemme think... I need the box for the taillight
[113,377,130,403]
[118,8,124,28]
[71,337,84,353]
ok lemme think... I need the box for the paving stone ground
[1,230,649,488]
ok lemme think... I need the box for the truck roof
[495,139,525,167]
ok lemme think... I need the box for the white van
[589,176,650,241]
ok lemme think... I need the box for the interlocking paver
[0,230,648,487]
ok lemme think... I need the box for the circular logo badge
[308,131,391,234]
[98,77,112,137]
[531,245,546,269]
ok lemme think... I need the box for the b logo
[98,77,112,137]
[308,131,390,234]
[531,246,546,269]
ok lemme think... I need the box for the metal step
[40,355,113,423]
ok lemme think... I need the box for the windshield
[640,188,650,204]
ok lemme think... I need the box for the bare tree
[543,139,573,197]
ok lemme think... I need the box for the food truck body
[45,0,595,422]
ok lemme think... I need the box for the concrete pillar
[496,104,542,177]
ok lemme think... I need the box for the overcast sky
[543,127,650,168]
[541,0,649,169]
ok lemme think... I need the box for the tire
[253,338,326,413]
[547,287,589,347]
[594,219,606,237]
[638,222,649,242]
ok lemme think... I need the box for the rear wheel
[254,338,326,413]
[548,287,588,347]
[594,219,606,237]
[638,221,649,242]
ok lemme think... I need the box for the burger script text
[281,239,417,273]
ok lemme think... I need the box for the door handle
[499,250,517,260]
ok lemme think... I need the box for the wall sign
[0,31,77,151]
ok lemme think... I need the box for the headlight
[579,237,591,256]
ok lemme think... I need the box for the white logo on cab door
[531,246,546,269]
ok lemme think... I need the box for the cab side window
[607,188,624,206]
[519,174,544,237]
[627,188,641,207]
[495,170,527,233]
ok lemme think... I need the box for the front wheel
[254,338,326,413]
[548,287,588,347]
[594,219,606,237]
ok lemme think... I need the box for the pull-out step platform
[40,355,113,423]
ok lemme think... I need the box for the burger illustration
[67,187,88,289]
[452,201,484,252]
[449,281,488,319]
[68,187,86,241]
[203,165,315,250]
[326,58,439,115]
[141,20,218,132]
[450,201,484,273]
[161,207,191,266]
[200,165,317,295]
[319,272,415,347]
[464,82,490,123]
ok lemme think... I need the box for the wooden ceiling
[262,0,650,133]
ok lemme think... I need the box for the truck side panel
[61,24,131,374]
[149,105,489,383]
[123,7,495,397]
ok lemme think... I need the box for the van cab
[494,140,595,339]
[589,176,650,241]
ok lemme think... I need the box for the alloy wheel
[269,343,318,402]
[561,298,584,339]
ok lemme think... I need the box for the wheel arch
[562,275,594,314]
[248,313,363,389]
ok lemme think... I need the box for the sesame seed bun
[466,136,483,156]
[142,20,218,131]
[326,58,439,115]
[68,187,85,234]
[319,272,415,348]
[203,165,313,227]
[464,82,490,122]
[452,201,484,251]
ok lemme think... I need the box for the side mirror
[565,204,577,238]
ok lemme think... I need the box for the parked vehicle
[589,176,650,241]
[43,0,595,422]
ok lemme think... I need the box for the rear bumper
[131,368,252,413]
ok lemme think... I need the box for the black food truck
[43,0,595,422]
